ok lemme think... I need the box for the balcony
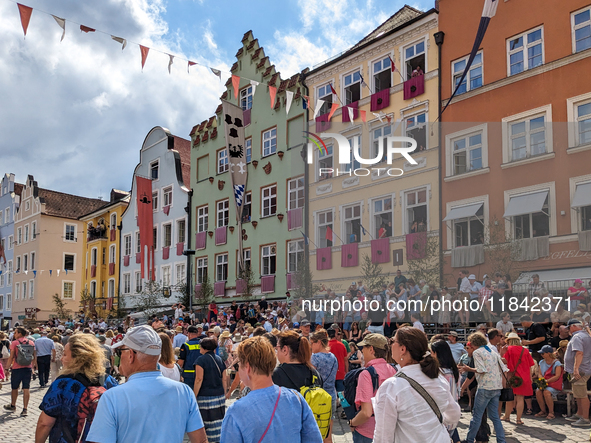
[87,226,107,242]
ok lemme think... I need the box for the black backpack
[341,366,380,420]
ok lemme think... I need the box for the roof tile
[202,131,209,143]
[221,91,228,100]
[263,65,274,77]
[256,56,268,69]
[242,30,252,42]
[189,124,199,136]
[215,104,223,114]
[235,48,244,58]
[246,38,258,50]
[36,188,106,220]
[251,47,263,61]
[230,62,238,72]
[277,79,288,93]
[211,127,218,139]
[172,136,192,187]
[206,116,215,128]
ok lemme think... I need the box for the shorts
[542,387,561,399]
[335,379,345,392]
[572,374,591,399]
[11,368,32,390]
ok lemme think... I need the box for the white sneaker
[566,414,582,421]
[571,418,591,427]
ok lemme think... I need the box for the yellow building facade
[304,7,440,292]
[80,190,129,318]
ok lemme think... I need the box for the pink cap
[575,279,584,284]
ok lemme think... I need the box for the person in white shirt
[373,327,461,443]
[496,312,514,335]
[447,332,467,364]
[410,313,424,333]
[458,269,472,324]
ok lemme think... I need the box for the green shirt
[359,320,369,332]
[341,339,350,353]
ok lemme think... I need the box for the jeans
[466,389,505,443]
[352,430,373,443]
[367,325,384,336]
[37,355,51,387]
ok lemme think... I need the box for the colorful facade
[11,175,105,323]
[303,7,440,292]
[439,0,591,286]
[190,31,306,302]
[80,190,129,318]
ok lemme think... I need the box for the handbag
[1,342,9,359]
[506,347,525,388]
[497,359,515,402]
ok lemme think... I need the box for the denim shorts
[11,368,32,390]
[335,379,345,392]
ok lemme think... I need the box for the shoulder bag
[506,347,525,388]
[257,388,281,443]
[496,357,515,402]
[395,372,442,424]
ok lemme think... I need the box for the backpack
[16,339,35,366]
[62,374,107,443]
[280,367,332,439]
[341,366,379,420]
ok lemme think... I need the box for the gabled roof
[352,5,423,49]
[172,136,191,188]
[14,183,24,197]
[37,188,106,220]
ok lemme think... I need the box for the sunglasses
[114,347,137,357]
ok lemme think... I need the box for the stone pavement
[1,379,590,443]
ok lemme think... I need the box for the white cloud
[0,0,224,198]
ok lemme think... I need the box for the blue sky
[0,0,434,198]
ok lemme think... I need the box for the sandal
[502,417,512,422]
[525,409,533,415]
[546,413,555,420]
[516,420,524,425]
[534,411,547,417]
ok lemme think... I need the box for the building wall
[0,174,19,328]
[304,11,440,291]
[190,32,306,302]
[439,0,591,285]
[120,127,190,310]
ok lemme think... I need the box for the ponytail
[278,330,314,370]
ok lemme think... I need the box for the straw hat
[220,330,231,340]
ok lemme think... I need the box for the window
[317,84,333,116]
[24,225,29,243]
[262,128,277,156]
[63,282,74,299]
[153,227,158,250]
[17,227,22,245]
[406,113,427,152]
[240,86,253,111]
[25,201,30,211]
[135,272,142,293]
[64,254,75,271]
[32,221,36,239]
[124,235,132,256]
[452,52,483,94]
[21,281,27,300]
[318,144,333,180]
[372,126,392,163]
[177,219,186,244]
[135,232,141,254]
[4,209,9,224]
[217,200,229,228]
[509,115,547,161]
[238,192,251,223]
[343,136,362,171]
[0,295,3,310]
[404,40,426,79]
[152,191,159,211]
[343,204,361,244]
[102,247,106,265]
[262,185,277,217]
[162,266,171,286]
[572,7,591,53]
[16,256,20,272]
[0,264,3,287]
[109,245,116,264]
[90,281,97,298]
[163,187,173,206]
[29,279,34,299]
[576,101,591,146]
[197,206,208,233]
[15,282,20,301]
[343,70,361,104]
[8,235,12,249]
[373,197,393,238]
[288,177,305,210]
[163,223,172,248]
[91,248,97,266]
[261,245,276,275]
[216,254,228,281]
[507,27,543,76]
[581,203,591,232]
[23,254,28,272]
[514,194,550,239]
[150,160,159,180]
[454,206,485,247]
[217,148,229,174]
[176,263,186,284]
[288,240,305,273]
[7,261,12,286]
[405,188,428,234]
[373,56,392,93]
[110,213,116,229]
[6,293,11,311]
[197,257,208,284]
[237,249,251,275]
[65,224,76,242]
[31,252,35,270]
[123,273,131,294]
[453,133,483,174]
[245,138,252,163]
[317,210,333,248]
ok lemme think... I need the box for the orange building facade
[439,0,591,286]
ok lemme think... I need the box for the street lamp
[183,249,196,312]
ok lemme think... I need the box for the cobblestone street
[1,379,590,443]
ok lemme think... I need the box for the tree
[174,277,191,308]
[407,235,442,287]
[237,264,256,300]
[485,217,525,280]
[360,254,387,292]
[52,293,72,320]
[134,280,162,318]
[194,274,215,312]
[292,256,321,300]
[79,288,96,318]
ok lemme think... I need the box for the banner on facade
[136,176,155,280]
[222,101,248,224]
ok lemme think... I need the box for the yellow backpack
[298,379,333,439]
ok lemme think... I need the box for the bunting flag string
[360,109,367,123]
[313,99,324,119]
[111,35,127,50]
[232,75,240,99]
[80,25,95,33]
[268,85,277,109]
[347,106,355,125]
[17,3,32,37]
[211,68,222,80]
[250,79,259,96]
[52,15,65,42]
[327,102,339,122]
[188,61,197,73]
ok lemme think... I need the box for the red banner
[17,3,33,37]
[136,176,154,280]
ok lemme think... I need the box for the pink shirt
[10,337,35,369]
[355,358,397,438]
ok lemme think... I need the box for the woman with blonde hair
[35,334,118,443]
[105,329,114,346]
[158,332,180,381]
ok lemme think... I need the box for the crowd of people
[0,272,589,442]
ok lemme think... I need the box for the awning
[514,267,591,284]
[503,191,548,218]
[443,203,483,222]
[572,182,591,208]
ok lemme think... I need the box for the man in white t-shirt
[496,312,514,335]
[458,269,471,324]
[447,331,467,364]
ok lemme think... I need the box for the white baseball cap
[468,274,476,280]
[111,325,162,356]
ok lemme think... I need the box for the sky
[0,0,433,199]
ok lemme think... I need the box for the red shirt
[329,339,348,381]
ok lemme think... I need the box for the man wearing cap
[520,314,548,362]
[87,325,207,443]
[447,331,466,364]
[349,334,397,441]
[177,326,202,390]
[173,325,188,349]
[61,329,73,347]
[34,329,55,388]
[564,319,591,427]
[300,319,312,339]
